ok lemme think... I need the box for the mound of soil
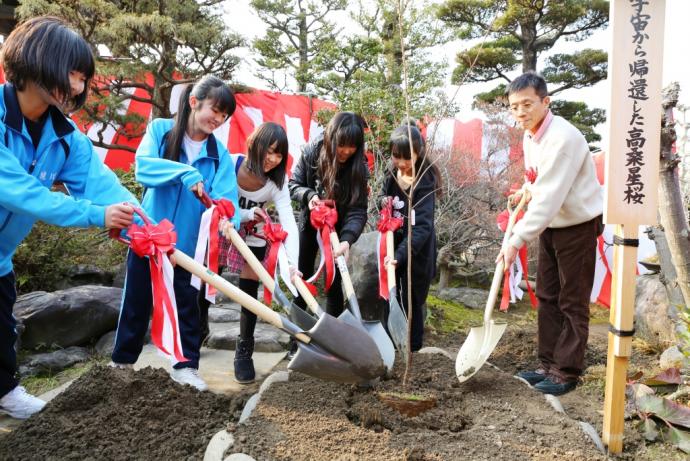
[230,353,607,460]
[0,366,238,460]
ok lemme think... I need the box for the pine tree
[17,0,244,153]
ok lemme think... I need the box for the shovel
[455,192,528,382]
[197,191,315,330]
[330,231,396,372]
[218,209,318,331]
[385,230,408,356]
[111,210,386,384]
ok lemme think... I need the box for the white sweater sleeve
[273,180,300,267]
[509,133,586,249]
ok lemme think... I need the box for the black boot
[286,337,298,360]
[234,336,255,384]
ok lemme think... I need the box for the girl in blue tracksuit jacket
[0,17,138,420]
[111,75,240,391]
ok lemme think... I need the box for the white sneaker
[108,361,133,370]
[0,386,46,419]
[169,368,208,391]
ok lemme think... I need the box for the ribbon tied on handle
[254,208,297,304]
[376,197,404,300]
[308,199,338,293]
[191,192,236,303]
[109,208,187,363]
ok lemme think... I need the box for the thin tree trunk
[657,82,690,383]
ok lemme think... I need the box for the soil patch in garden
[0,365,248,461]
[230,352,607,461]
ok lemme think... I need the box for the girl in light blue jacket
[0,17,138,420]
[111,76,240,391]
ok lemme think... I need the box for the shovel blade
[272,285,318,331]
[285,301,318,330]
[289,342,373,383]
[387,294,408,354]
[343,294,396,372]
[303,313,386,381]
[455,321,508,383]
[363,321,395,372]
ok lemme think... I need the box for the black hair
[506,71,548,99]
[318,111,367,207]
[2,16,95,111]
[164,75,236,162]
[389,124,442,197]
[245,122,289,189]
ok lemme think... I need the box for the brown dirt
[230,352,607,460]
[0,366,250,461]
[0,305,683,460]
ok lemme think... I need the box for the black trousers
[0,272,18,398]
[396,270,431,351]
[112,250,201,369]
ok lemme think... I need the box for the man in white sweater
[497,72,604,396]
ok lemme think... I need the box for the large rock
[437,287,490,310]
[635,274,677,348]
[18,346,91,377]
[54,264,114,290]
[213,272,241,304]
[207,324,289,352]
[95,331,117,357]
[14,285,122,350]
[209,304,241,323]
[348,231,388,321]
[659,346,688,370]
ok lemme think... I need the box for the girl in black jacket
[382,123,440,351]
[288,112,368,316]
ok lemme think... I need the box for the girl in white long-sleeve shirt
[216,122,298,383]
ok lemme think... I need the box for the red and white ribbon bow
[191,196,235,303]
[308,200,338,293]
[376,197,404,300]
[111,209,187,364]
[254,208,298,304]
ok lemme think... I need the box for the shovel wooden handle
[172,250,310,344]
[484,191,530,323]
[222,224,276,291]
[329,232,355,297]
[385,231,396,291]
[293,276,325,316]
[329,232,363,320]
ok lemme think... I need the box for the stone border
[204,371,289,461]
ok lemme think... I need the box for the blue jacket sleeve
[0,128,130,228]
[210,150,241,230]
[59,132,139,208]
[134,119,204,189]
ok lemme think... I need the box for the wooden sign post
[602,0,665,454]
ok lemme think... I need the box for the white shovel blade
[455,321,508,383]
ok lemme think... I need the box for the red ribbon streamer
[205,198,235,299]
[261,216,288,305]
[127,219,187,362]
[309,202,338,292]
[496,209,537,311]
[376,198,403,300]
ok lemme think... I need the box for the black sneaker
[534,376,577,396]
[515,369,548,385]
